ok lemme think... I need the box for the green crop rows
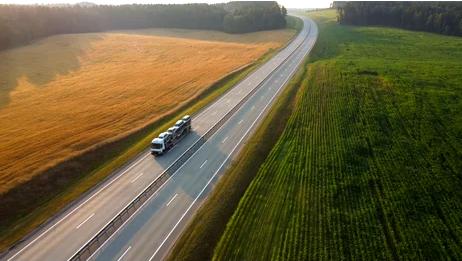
[213,9,462,260]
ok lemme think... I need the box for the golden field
[0,28,294,194]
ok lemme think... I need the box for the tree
[0,2,287,51]
[281,6,287,16]
[335,1,462,37]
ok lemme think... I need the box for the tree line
[0,1,286,51]
[335,1,462,37]
[223,1,287,33]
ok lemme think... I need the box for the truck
[151,115,191,155]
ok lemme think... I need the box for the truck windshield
[151,143,163,149]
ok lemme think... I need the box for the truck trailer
[151,115,191,155]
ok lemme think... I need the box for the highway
[3,15,317,261]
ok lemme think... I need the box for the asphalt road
[4,15,317,261]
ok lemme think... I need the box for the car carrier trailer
[150,115,191,155]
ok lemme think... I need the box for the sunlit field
[214,9,462,260]
[0,28,294,194]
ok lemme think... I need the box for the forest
[335,1,462,37]
[0,1,286,51]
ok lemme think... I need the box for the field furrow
[213,9,462,260]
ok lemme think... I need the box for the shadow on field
[0,34,102,108]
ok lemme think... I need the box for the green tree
[0,1,287,51]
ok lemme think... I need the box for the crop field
[214,10,462,260]
[0,28,293,194]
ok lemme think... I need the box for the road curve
[3,15,317,261]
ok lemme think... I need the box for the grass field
[166,16,305,261]
[167,52,308,261]
[0,28,293,194]
[213,10,462,260]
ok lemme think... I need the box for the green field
[213,9,462,260]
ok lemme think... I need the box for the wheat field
[0,28,294,194]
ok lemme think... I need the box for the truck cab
[150,132,173,155]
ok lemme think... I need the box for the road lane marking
[238,120,243,125]
[117,246,131,261]
[130,173,144,183]
[148,28,314,259]
[76,213,95,229]
[7,151,151,260]
[222,136,228,144]
[166,194,178,207]
[200,160,208,169]
[70,19,317,261]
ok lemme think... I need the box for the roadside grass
[0,29,296,252]
[213,9,462,260]
[165,15,305,261]
[167,52,310,261]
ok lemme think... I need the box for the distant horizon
[0,0,333,9]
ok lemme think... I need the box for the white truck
[151,115,191,155]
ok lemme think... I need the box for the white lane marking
[222,136,228,144]
[72,19,317,261]
[78,68,273,260]
[238,120,243,125]
[200,160,208,169]
[166,194,178,207]
[117,246,131,261]
[130,173,144,183]
[76,213,95,230]
[7,152,150,260]
[83,180,165,261]
[148,26,316,259]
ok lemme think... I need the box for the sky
[0,0,332,9]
